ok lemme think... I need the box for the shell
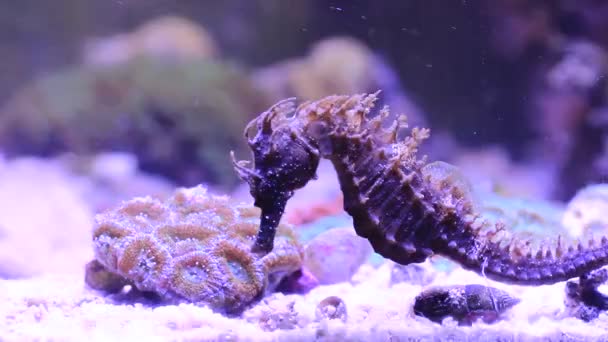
[413,284,520,325]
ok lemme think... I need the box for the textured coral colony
[85,186,302,314]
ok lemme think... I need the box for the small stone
[315,296,347,322]
[84,260,128,293]
[244,299,299,332]
[275,268,320,294]
[303,227,373,285]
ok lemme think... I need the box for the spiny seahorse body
[232,92,608,285]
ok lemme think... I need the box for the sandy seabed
[2,263,608,342]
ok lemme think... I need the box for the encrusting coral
[85,186,303,315]
[233,92,608,286]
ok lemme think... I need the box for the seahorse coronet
[234,92,608,285]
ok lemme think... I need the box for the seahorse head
[231,99,320,209]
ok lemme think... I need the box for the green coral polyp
[172,192,235,222]
[227,260,252,283]
[93,236,121,270]
[155,223,218,245]
[92,222,134,269]
[236,206,261,219]
[225,222,258,241]
[170,240,210,256]
[215,240,261,288]
[261,250,302,275]
[183,265,207,283]
[93,221,133,240]
[118,198,167,221]
[85,185,303,314]
[171,252,222,302]
[117,235,171,291]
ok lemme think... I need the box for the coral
[533,40,608,200]
[0,154,172,279]
[60,152,175,212]
[546,41,607,92]
[251,36,426,128]
[562,184,608,238]
[85,186,303,315]
[564,267,608,322]
[274,268,319,294]
[413,284,520,325]
[478,192,566,237]
[233,92,608,285]
[0,55,269,189]
[283,37,377,100]
[302,227,373,285]
[83,16,218,66]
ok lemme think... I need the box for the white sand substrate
[2,262,608,342]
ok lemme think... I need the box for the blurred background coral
[2,0,608,199]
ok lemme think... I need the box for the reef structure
[232,92,608,285]
[85,186,303,315]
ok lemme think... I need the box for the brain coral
[85,186,303,315]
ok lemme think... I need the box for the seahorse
[231,92,608,285]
